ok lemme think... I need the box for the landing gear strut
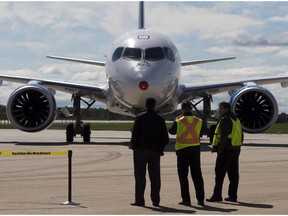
[65,95,95,143]
[190,95,214,140]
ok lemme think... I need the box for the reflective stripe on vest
[212,116,242,147]
[176,116,202,150]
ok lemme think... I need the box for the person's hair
[219,101,231,111]
[181,101,192,111]
[146,97,156,110]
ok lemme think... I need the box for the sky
[0,1,288,113]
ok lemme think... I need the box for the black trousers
[213,149,241,199]
[133,149,161,205]
[177,146,205,203]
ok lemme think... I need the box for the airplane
[1,1,288,143]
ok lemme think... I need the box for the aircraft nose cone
[139,81,149,90]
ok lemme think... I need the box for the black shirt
[218,111,242,153]
[131,110,169,153]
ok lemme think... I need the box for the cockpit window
[145,47,165,61]
[112,47,124,62]
[123,47,142,60]
[163,47,175,62]
[120,46,175,62]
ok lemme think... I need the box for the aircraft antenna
[138,1,145,29]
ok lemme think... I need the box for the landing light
[139,81,149,90]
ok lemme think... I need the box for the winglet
[139,1,145,29]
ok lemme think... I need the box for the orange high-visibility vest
[175,116,202,150]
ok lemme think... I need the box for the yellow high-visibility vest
[176,116,202,150]
[212,116,242,147]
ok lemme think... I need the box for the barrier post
[61,150,80,206]
[0,151,80,206]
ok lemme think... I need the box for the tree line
[1,105,288,122]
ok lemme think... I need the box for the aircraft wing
[178,76,288,102]
[0,74,107,102]
[47,55,106,67]
[181,57,236,66]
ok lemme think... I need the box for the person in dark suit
[130,97,169,207]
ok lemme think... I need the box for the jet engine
[230,86,278,133]
[6,84,57,132]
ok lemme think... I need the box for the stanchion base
[60,201,80,206]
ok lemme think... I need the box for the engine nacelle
[6,84,57,132]
[230,86,278,133]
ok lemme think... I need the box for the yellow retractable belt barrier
[0,150,79,206]
[0,151,68,156]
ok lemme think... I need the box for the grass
[265,123,288,134]
[50,121,176,131]
[0,121,287,133]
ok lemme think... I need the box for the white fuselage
[105,29,181,116]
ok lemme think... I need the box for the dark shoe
[178,201,191,206]
[130,202,145,207]
[197,201,205,206]
[224,197,237,202]
[206,196,223,202]
[153,203,160,207]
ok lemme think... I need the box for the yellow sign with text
[0,151,69,156]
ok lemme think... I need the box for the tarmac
[0,129,288,214]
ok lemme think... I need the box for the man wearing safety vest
[169,101,205,206]
[206,101,243,203]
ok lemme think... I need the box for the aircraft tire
[66,123,74,143]
[83,123,91,143]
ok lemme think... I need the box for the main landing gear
[66,122,91,143]
[190,95,216,144]
[63,95,95,143]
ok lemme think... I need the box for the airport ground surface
[0,129,287,214]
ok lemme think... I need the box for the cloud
[1,2,88,30]
[203,30,288,61]
[268,15,288,23]
[72,71,106,85]
[97,2,138,35]
[181,64,288,81]
[18,41,49,52]
[207,44,288,63]
[37,63,106,83]
[0,2,122,34]
[207,45,283,56]
[38,65,67,76]
[231,32,288,47]
[0,68,37,77]
[205,30,288,46]
[145,3,262,37]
